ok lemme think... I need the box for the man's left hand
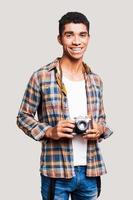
[83,122,104,140]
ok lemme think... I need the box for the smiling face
[58,23,90,61]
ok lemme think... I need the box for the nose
[72,35,81,45]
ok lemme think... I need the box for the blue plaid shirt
[17,58,113,178]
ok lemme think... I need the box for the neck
[60,55,84,74]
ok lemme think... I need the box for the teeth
[71,48,82,51]
[71,48,82,52]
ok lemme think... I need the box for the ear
[57,35,62,45]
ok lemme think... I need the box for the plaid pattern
[17,58,113,178]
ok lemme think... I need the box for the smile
[70,47,83,53]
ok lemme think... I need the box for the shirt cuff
[98,123,113,142]
[31,123,52,141]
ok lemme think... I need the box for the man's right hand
[45,119,75,140]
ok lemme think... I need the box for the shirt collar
[47,57,92,74]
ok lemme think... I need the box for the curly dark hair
[59,12,90,36]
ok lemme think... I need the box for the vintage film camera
[73,116,92,135]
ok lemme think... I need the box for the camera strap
[58,59,93,121]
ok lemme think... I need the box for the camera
[73,116,92,135]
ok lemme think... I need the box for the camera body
[73,116,92,135]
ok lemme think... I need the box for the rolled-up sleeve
[98,80,113,141]
[16,72,51,141]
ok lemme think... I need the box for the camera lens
[77,121,87,131]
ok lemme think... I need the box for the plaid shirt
[17,58,113,178]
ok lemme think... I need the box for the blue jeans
[41,166,101,200]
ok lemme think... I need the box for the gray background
[0,0,132,199]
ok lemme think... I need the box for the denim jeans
[41,166,100,200]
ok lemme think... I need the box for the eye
[65,33,73,38]
[66,34,72,38]
[80,33,88,37]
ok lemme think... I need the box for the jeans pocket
[41,175,51,199]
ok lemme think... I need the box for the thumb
[88,114,93,129]
[93,121,98,129]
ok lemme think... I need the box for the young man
[17,12,113,200]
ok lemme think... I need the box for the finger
[62,127,74,133]
[63,123,75,129]
[93,121,97,127]
[58,119,75,124]
[86,129,97,134]
[59,122,75,129]
[83,133,96,138]
[83,133,99,139]
[66,119,75,123]
[60,133,74,139]
[58,120,75,128]
[86,129,100,136]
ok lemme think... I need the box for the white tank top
[63,75,87,166]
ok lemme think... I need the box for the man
[17,12,113,200]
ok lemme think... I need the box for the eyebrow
[64,31,74,35]
[64,31,88,35]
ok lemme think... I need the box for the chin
[66,53,83,60]
[70,55,83,61]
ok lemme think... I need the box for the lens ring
[77,120,87,131]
